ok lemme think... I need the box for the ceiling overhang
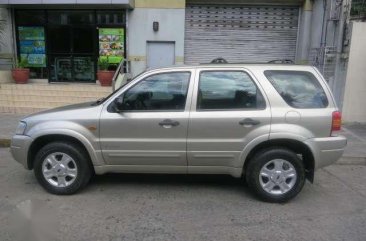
[0,0,135,9]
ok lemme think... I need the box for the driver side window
[122,72,191,111]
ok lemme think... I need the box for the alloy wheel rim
[259,159,297,195]
[42,152,78,188]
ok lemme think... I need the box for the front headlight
[15,121,27,135]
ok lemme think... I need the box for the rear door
[187,68,271,170]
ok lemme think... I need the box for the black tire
[246,148,305,203]
[33,141,92,195]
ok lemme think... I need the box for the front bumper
[305,135,347,169]
[10,135,33,169]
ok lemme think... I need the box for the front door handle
[159,119,180,127]
[239,118,261,126]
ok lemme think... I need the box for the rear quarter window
[264,70,328,109]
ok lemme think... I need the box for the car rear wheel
[246,148,305,203]
[34,142,92,195]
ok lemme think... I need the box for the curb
[336,156,366,166]
[0,139,10,148]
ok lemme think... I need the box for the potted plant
[97,57,115,86]
[12,58,30,84]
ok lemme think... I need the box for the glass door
[47,11,96,83]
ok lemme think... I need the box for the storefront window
[15,9,126,83]
[49,56,95,83]
[97,11,125,25]
[48,26,71,53]
[73,27,94,53]
[17,26,48,79]
[48,11,95,25]
[73,56,95,82]
[15,10,46,25]
[49,55,72,82]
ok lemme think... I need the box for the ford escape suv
[11,64,347,202]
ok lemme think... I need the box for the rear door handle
[239,118,261,126]
[159,119,180,127]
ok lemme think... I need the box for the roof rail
[210,57,228,64]
[200,58,296,65]
[267,59,294,64]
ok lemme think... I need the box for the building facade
[0,0,351,113]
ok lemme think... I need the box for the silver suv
[11,64,347,202]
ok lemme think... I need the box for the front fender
[27,121,104,166]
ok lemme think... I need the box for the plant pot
[12,68,30,84]
[97,70,115,86]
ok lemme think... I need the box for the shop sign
[99,28,124,64]
[18,26,46,67]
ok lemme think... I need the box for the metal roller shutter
[184,5,299,64]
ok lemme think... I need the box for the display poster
[99,28,124,64]
[18,26,46,67]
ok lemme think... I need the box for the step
[0,83,113,114]
[0,92,108,101]
[0,83,111,92]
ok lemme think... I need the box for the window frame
[108,71,192,113]
[264,70,329,109]
[195,70,267,112]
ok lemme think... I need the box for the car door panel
[187,68,271,169]
[100,111,188,165]
[100,70,195,167]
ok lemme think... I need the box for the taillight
[331,111,342,134]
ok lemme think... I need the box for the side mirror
[113,96,125,112]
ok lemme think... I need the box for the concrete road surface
[0,148,365,241]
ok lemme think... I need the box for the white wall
[342,22,366,123]
[127,8,185,77]
[0,7,15,71]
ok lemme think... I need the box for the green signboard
[99,28,124,64]
[18,26,46,67]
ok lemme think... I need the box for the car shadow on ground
[88,173,252,195]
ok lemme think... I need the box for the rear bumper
[305,135,347,169]
[10,135,33,169]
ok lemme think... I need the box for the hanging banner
[98,28,124,64]
[18,26,46,67]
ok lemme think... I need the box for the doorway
[48,26,96,82]
[147,41,175,69]
[47,11,96,82]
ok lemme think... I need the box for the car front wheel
[33,141,92,195]
[246,148,305,203]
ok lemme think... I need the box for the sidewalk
[0,113,366,164]
[0,113,24,147]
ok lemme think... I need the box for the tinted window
[47,26,71,53]
[197,71,265,110]
[264,70,328,108]
[122,72,190,111]
[97,11,125,25]
[48,11,95,25]
[15,10,46,25]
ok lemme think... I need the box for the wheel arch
[27,133,99,171]
[243,138,315,182]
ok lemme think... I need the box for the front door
[100,70,194,170]
[187,68,271,169]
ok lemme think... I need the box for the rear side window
[264,70,328,108]
[197,71,266,110]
